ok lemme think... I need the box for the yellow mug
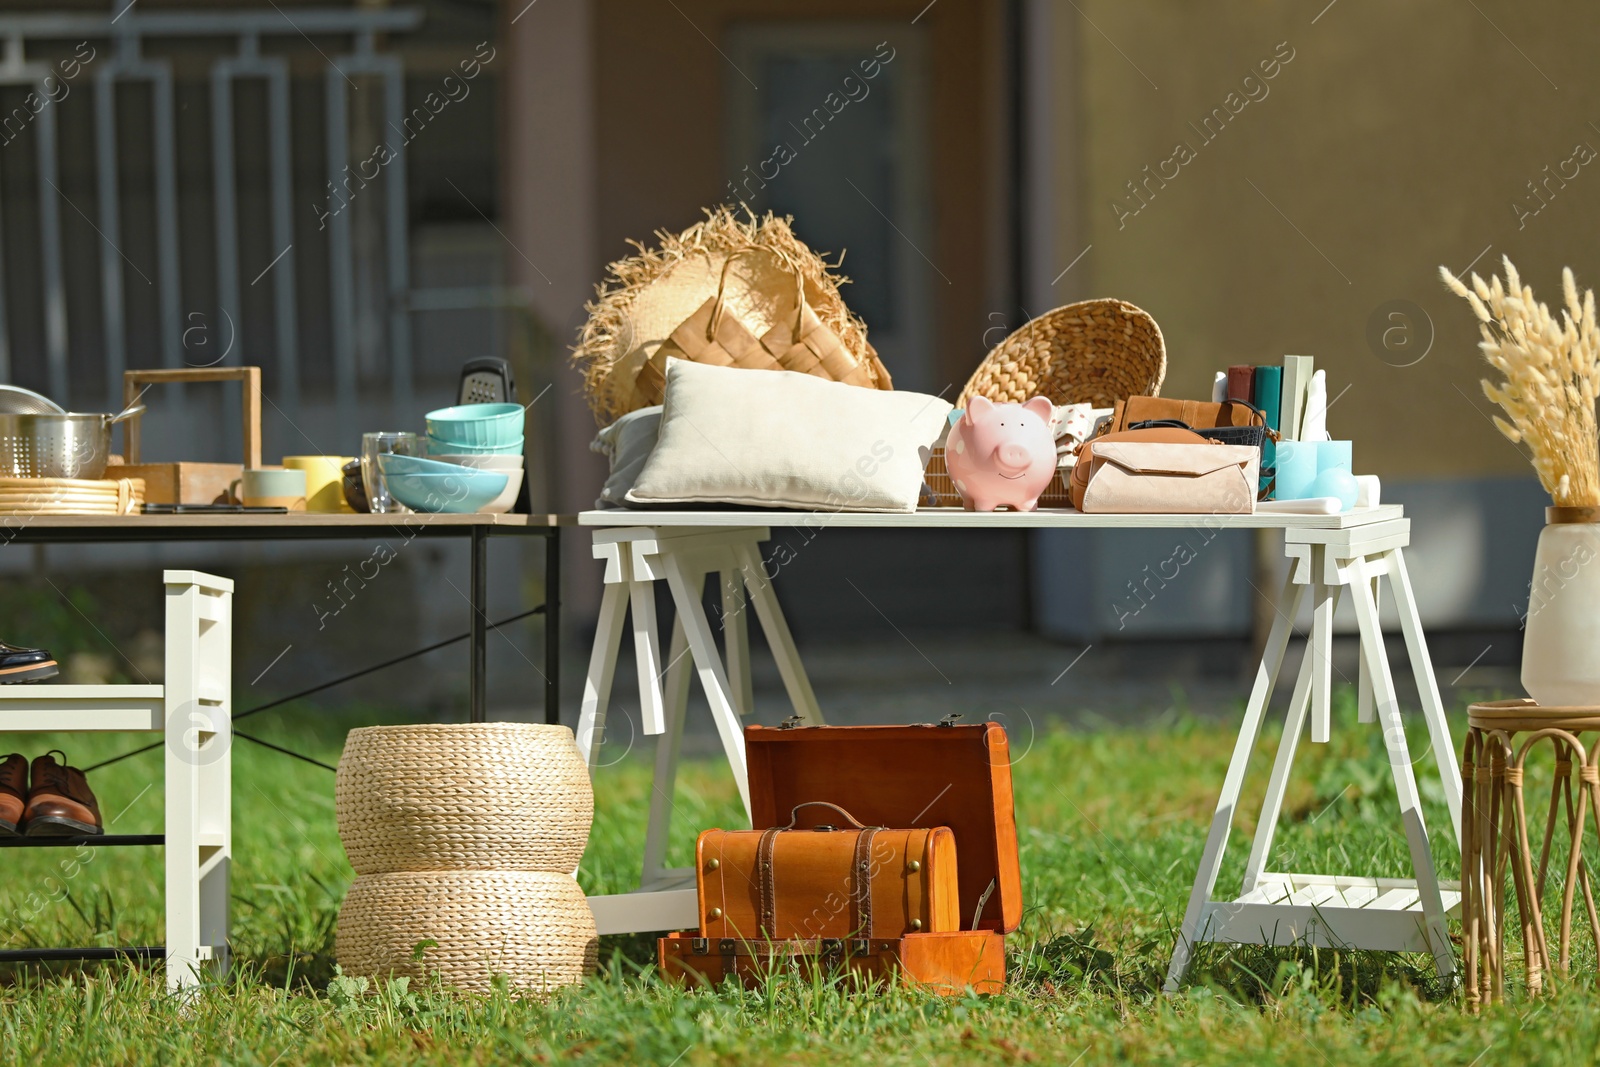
[282,455,355,513]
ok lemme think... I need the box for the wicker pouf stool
[334,724,597,995]
[337,870,597,995]
[1462,700,1600,1010]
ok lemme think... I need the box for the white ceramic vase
[1522,509,1600,707]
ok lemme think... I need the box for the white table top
[579,504,1405,530]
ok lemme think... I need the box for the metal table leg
[545,526,561,726]
[469,526,487,723]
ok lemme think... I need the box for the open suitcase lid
[745,721,1022,934]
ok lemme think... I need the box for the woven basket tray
[958,299,1165,410]
[336,724,592,876]
[337,870,597,995]
[922,447,1072,509]
[0,476,144,515]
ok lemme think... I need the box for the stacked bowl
[382,403,524,514]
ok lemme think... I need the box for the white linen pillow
[624,361,952,512]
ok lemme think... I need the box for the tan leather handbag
[1109,396,1265,433]
[1070,425,1206,509]
[1077,440,1259,514]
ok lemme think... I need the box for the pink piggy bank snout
[995,442,1035,472]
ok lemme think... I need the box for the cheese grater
[456,356,530,513]
[456,357,517,405]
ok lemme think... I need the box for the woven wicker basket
[922,448,1072,509]
[0,476,144,515]
[337,870,598,995]
[336,724,592,876]
[957,299,1165,410]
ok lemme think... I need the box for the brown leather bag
[1109,396,1265,433]
[692,801,960,941]
[1069,425,1210,510]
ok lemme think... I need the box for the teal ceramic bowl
[426,434,524,457]
[424,402,524,448]
[380,453,482,478]
[382,469,509,514]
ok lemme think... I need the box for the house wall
[1045,0,1599,480]
[1028,0,1597,643]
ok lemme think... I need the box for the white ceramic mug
[231,467,306,510]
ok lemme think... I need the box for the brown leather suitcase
[659,720,1021,995]
[694,801,961,941]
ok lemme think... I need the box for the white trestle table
[574,505,1461,988]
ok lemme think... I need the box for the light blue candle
[1316,439,1353,474]
[1276,440,1318,499]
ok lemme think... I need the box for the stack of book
[1222,355,1315,498]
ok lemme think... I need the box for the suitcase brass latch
[936,713,963,727]
[691,938,708,955]
[852,938,871,957]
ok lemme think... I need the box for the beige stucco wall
[1052,0,1600,480]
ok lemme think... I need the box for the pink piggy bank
[945,395,1057,512]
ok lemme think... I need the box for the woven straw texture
[336,724,592,876]
[337,870,598,995]
[923,448,1071,509]
[573,206,891,424]
[957,299,1165,410]
[0,476,144,515]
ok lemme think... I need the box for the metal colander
[0,406,143,479]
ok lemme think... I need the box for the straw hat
[573,206,891,424]
[957,298,1166,409]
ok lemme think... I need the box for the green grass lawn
[0,688,1593,1066]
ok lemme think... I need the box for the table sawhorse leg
[579,526,824,936]
[1165,519,1461,991]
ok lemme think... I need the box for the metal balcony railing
[0,8,424,421]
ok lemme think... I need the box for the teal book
[1253,364,1282,498]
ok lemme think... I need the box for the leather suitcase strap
[852,828,878,938]
[905,832,924,929]
[756,826,784,938]
[752,802,891,940]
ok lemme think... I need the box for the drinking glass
[362,431,423,513]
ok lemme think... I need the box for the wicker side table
[1463,699,1600,1010]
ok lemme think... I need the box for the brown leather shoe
[23,751,102,836]
[0,753,24,835]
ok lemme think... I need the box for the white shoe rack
[0,570,233,991]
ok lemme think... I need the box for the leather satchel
[1078,440,1259,515]
[1069,425,1208,510]
[693,801,960,941]
[1109,396,1266,434]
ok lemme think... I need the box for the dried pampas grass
[572,206,887,425]
[1441,257,1600,507]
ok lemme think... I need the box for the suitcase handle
[760,802,884,939]
[781,801,876,831]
